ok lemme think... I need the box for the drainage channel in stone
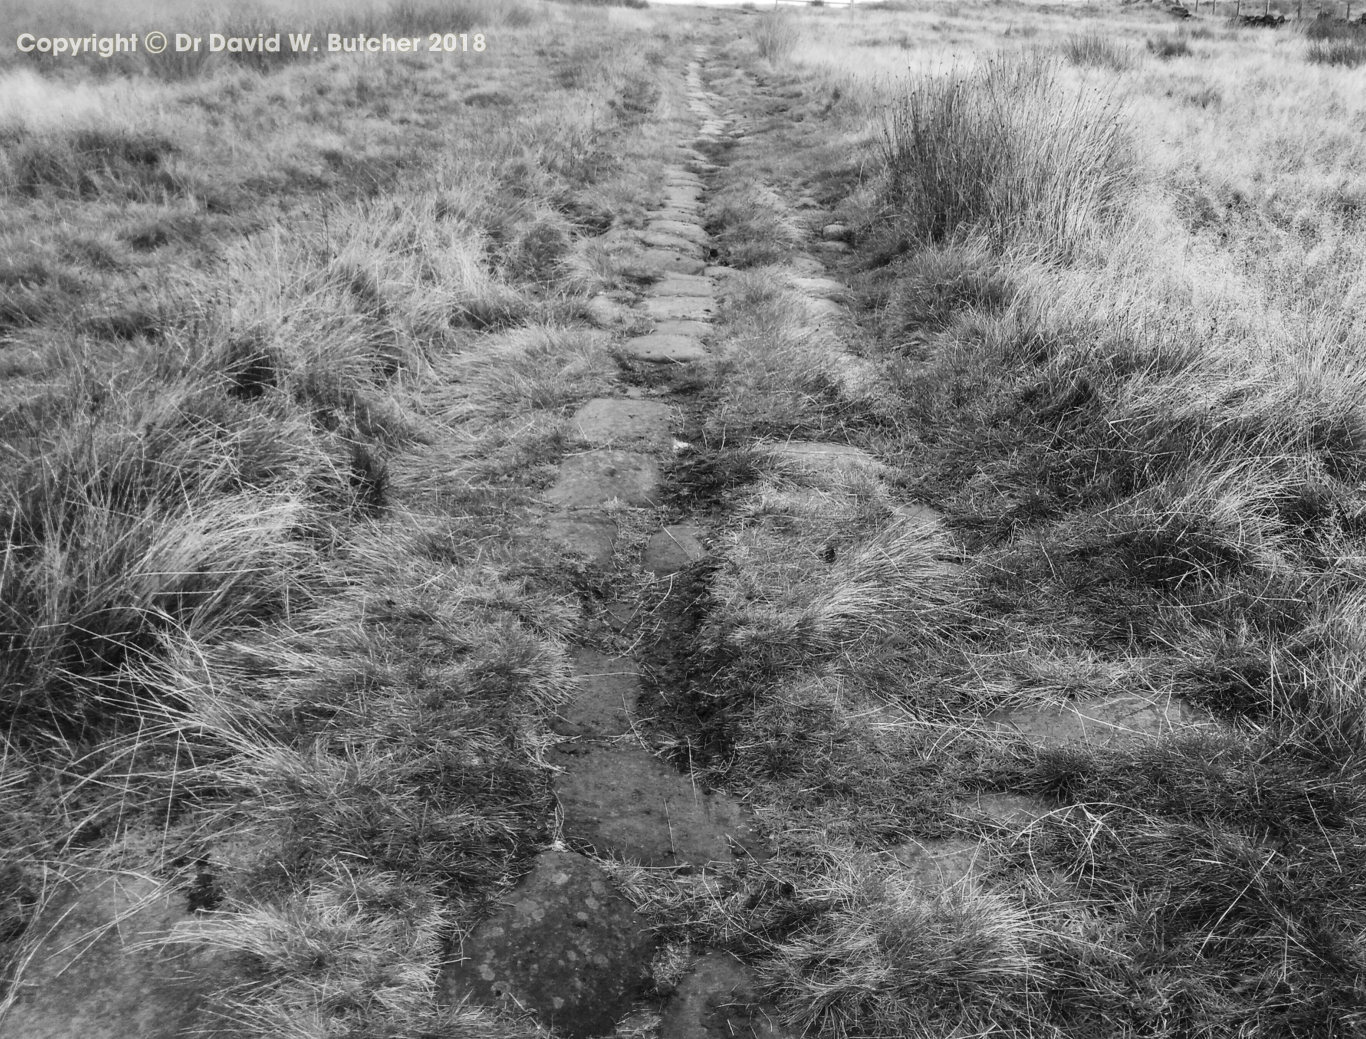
[439,48,786,1039]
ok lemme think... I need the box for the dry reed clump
[880,50,1136,258]
[1304,19,1366,65]
[1062,29,1140,71]
[754,11,802,64]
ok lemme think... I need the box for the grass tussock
[1062,29,1140,71]
[1304,20,1366,65]
[1147,31,1194,58]
[880,50,1136,258]
[754,11,802,64]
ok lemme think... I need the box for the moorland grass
[639,4,1366,1035]
[0,0,682,1033]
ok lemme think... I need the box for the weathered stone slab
[640,296,716,322]
[789,276,846,300]
[572,398,672,449]
[547,450,660,508]
[643,233,705,255]
[703,265,736,278]
[644,524,706,576]
[551,745,767,867]
[661,952,793,1039]
[632,249,706,276]
[650,274,715,296]
[439,852,657,1039]
[649,219,708,245]
[984,692,1208,748]
[656,207,706,225]
[3,874,232,1039]
[622,334,708,364]
[770,441,883,474]
[968,792,1053,827]
[653,320,713,340]
[544,513,617,567]
[552,648,641,738]
[888,837,981,891]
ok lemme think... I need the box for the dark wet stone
[553,648,641,738]
[622,334,708,364]
[572,398,673,449]
[551,745,767,867]
[644,524,706,576]
[547,451,659,508]
[544,513,617,567]
[661,952,793,1039]
[4,875,233,1039]
[439,851,658,1039]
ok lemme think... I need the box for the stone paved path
[439,46,793,1039]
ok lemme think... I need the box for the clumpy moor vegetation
[3,0,1366,1036]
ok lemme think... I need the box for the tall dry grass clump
[1304,18,1366,66]
[1062,29,1140,71]
[880,51,1135,258]
[755,11,801,63]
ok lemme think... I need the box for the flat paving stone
[551,744,768,867]
[650,274,715,295]
[3,874,233,1039]
[653,320,713,339]
[547,450,660,508]
[661,952,793,1039]
[984,692,1209,748]
[552,648,641,738]
[888,837,982,891]
[656,207,706,225]
[644,523,706,576]
[640,296,716,322]
[789,275,846,299]
[572,398,673,449]
[771,441,883,474]
[622,334,708,364]
[643,232,705,255]
[632,249,706,276]
[439,851,657,1039]
[543,513,617,567]
[649,219,709,244]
